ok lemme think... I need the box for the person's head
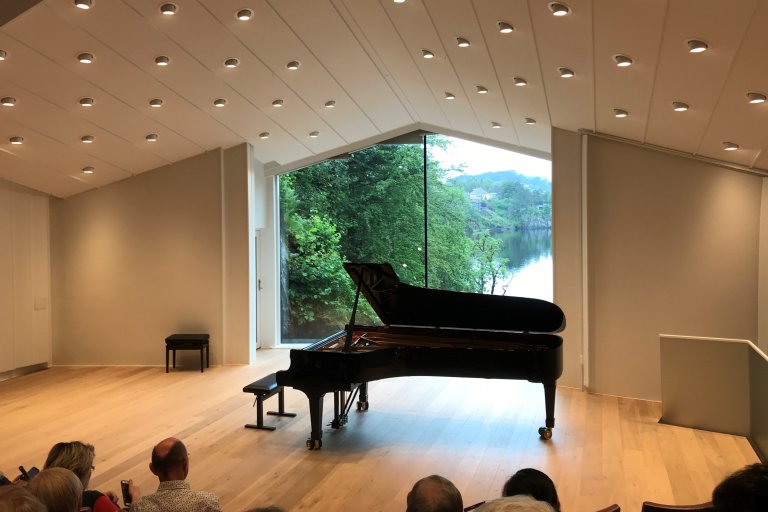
[44,440,96,488]
[501,468,560,512]
[475,496,555,512]
[406,474,463,512]
[712,462,768,512]
[149,437,189,482]
[0,485,47,512]
[27,467,83,512]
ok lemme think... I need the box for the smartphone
[120,480,131,507]
[18,466,39,481]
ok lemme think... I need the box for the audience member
[44,440,120,512]
[712,462,768,512]
[406,474,463,512]
[475,496,555,512]
[27,467,83,512]
[501,468,560,512]
[244,508,285,512]
[0,485,46,512]
[128,436,221,512]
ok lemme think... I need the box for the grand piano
[276,262,565,450]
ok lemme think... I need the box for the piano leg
[357,382,369,411]
[538,381,556,440]
[305,390,325,450]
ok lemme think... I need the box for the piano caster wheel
[538,427,552,440]
[306,438,322,450]
[357,401,369,411]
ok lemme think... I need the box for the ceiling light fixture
[74,0,93,9]
[82,166,95,174]
[236,8,253,20]
[160,3,177,15]
[324,100,336,108]
[9,136,23,145]
[79,97,94,107]
[613,108,628,118]
[149,98,164,107]
[1,96,17,106]
[421,49,435,59]
[77,52,94,63]
[549,2,571,16]
[286,60,300,70]
[613,54,633,67]
[213,98,227,107]
[309,131,319,138]
[491,122,502,129]
[723,141,740,151]
[687,39,708,53]
[445,92,455,100]
[476,85,488,94]
[224,58,240,68]
[80,135,95,143]
[272,99,284,107]
[513,77,528,86]
[154,55,170,66]
[498,21,514,33]
[456,37,470,48]
[524,117,536,124]
[259,132,270,139]
[0,50,6,60]
[672,101,689,112]
[746,92,766,104]
[145,133,159,142]
[394,0,405,3]
[558,67,574,78]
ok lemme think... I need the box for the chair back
[594,504,620,512]
[641,501,713,512]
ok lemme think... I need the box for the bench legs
[165,345,209,373]
[245,388,297,431]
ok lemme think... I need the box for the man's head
[712,463,768,512]
[406,474,463,512]
[27,467,83,512]
[0,485,46,512]
[43,441,96,488]
[149,437,189,482]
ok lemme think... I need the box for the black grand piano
[276,262,565,450]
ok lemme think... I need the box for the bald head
[406,475,463,512]
[149,437,188,481]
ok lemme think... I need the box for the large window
[278,134,551,344]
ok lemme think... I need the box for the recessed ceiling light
[79,97,94,107]
[213,98,227,107]
[77,52,94,63]
[0,50,6,61]
[513,77,528,86]
[422,49,435,59]
[476,85,488,94]
[613,54,633,67]
[82,166,95,174]
[272,99,284,107]
[309,131,319,138]
[723,141,740,151]
[672,101,689,112]
[445,92,455,100]
[613,108,628,118]
[746,92,766,104]
[74,0,93,10]
[286,60,300,70]
[259,132,270,139]
[394,0,405,3]
[324,100,336,108]
[154,55,170,66]
[160,3,177,15]
[1,96,17,106]
[524,117,537,124]
[687,39,708,53]
[558,67,574,78]
[549,2,571,16]
[491,122,502,129]
[456,37,470,48]
[498,21,514,33]
[149,98,164,107]
[146,133,159,142]
[9,136,23,145]
[236,8,253,20]
[80,135,95,143]
[224,58,240,68]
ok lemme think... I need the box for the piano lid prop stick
[343,268,365,352]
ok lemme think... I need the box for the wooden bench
[243,373,296,430]
[165,334,209,373]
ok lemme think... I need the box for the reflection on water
[491,229,552,301]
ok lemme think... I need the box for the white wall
[0,180,51,373]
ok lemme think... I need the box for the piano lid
[344,262,565,334]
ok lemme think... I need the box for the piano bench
[165,334,209,373]
[243,373,296,431]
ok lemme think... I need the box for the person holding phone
[43,441,120,512]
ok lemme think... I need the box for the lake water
[488,229,552,301]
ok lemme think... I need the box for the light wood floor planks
[0,348,758,512]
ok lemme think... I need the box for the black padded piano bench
[243,373,296,430]
[165,333,209,373]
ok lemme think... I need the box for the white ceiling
[2,0,768,198]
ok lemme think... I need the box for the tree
[471,232,509,294]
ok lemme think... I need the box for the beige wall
[586,136,762,399]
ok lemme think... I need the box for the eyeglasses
[464,501,486,511]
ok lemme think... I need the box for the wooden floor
[0,349,758,512]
